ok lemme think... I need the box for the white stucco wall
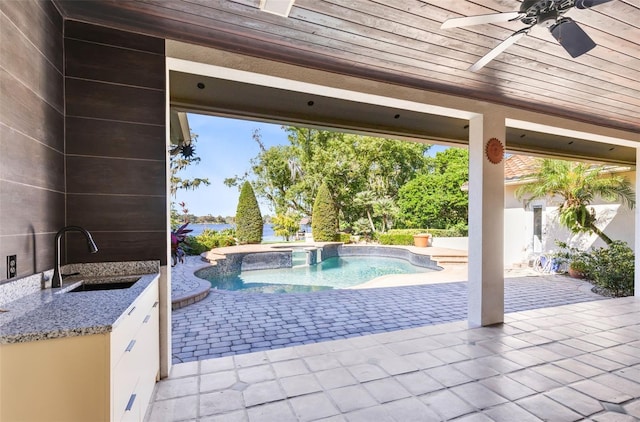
[503,171,636,267]
[432,237,468,250]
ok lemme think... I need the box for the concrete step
[431,255,468,264]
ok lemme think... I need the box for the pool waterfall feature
[292,247,320,267]
[197,244,440,292]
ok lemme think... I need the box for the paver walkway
[172,268,604,363]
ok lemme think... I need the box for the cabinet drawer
[140,304,160,381]
[112,339,140,421]
[120,384,142,422]
[111,281,159,366]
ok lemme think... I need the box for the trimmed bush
[378,228,464,245]
[311,182,338,241]
[235,181,263,244]
[378,232,415,245]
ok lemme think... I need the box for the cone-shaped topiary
[311,182,338,241]
[236,181,263,244]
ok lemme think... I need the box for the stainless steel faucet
[52,226,98,288]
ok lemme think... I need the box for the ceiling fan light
[550,18,596,58]
[259,0,295,17]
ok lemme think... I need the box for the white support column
[468,111,506,327]
[633,148,640,297]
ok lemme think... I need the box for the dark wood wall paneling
[0,1,64,282]
[64,21,167,265]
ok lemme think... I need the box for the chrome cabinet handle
[152,301,159,308]
[143,315,151,323]
[127,306,136,315]
[125,394,136,411]
[125,339,136,352]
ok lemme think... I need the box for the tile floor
[147,296,640,421]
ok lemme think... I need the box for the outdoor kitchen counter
[0,261,159,344]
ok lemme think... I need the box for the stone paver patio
[171,257,604,363]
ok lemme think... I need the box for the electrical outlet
[7,255,17,278]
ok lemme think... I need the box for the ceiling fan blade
[575,0,614,9]
[550,18,596,58]
[468,29,528,72]
[441,11,521,29]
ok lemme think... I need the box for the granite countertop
[0,262,160,345]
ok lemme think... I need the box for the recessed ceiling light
[307,100,314,106]
[463,124,469,129]
[609,147,615,151]
[394,114,400,119]
[197,82,205,89]
[520,134,526,138]
[259,0,295,17]
[568,141,574,145]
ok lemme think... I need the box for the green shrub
[184,229,236,255]
[311,182,338,241]
[377,228,464,245]
[338,233,351,243]
[236,181,263,244]
[378,233,415,245]
[587,241,634,297]
[351,218,373,239]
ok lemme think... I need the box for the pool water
[207,256,434,293]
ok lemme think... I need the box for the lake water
[185,223,311,243]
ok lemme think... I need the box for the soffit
[170,70,636,164]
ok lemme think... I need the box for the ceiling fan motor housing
[537,11,559,27]
[520,0,574,25]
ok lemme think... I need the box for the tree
[373,196,399,232]
[397,148,469,229]
[311,182,338,241]
[235,181,263,244]
[226,127,430,229]
[170,133,210,197]
[353,191,377,233]
[170,132,210,228]
[515,159,635,245]
[271,212,300,241]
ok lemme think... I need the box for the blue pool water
[206,256,434,293]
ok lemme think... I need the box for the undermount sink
[68,277,140,292]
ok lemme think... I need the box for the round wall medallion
[486,138,504,164]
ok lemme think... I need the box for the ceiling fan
[441,0,614,72]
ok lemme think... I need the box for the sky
[173,113,449,217]
[173,114,286,217]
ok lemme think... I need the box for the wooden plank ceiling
[55,0,640,135]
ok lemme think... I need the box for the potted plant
[568,259,588,279]
[171,222,192,266]
[413,233,432,248]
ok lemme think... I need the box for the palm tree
[354,190,377,233]
[515,159,635,245]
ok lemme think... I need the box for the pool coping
[172,278,211,310]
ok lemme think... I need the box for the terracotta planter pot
[568,267,585,279]
[413,234,431,248]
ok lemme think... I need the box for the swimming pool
[204,255,434,293]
